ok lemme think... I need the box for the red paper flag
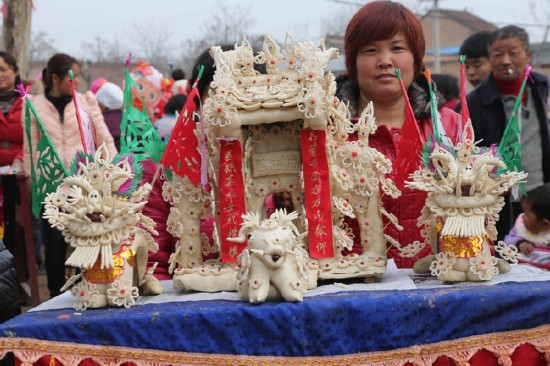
[393,69,425,189]
[459,55,472,142]
[160,66,204,186]
[159,86,201,185]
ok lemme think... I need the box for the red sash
[301,129,334,258]
[219,139,247,262]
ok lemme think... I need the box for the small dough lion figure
[43,144,163,309]
[407,121,524,282]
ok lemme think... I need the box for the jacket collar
[479,75,503,106]
[479,71,549,106]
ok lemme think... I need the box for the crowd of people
[0,49,192,330]
[1,0,550,333]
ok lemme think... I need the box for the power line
[318,0,363,6]
[492,21,550,28]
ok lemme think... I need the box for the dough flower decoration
[107,280,139,308]
[494,241,520,264]
[162,180,183,204]
[71,281,99,311]
[429,252,456,276]
[469,253,499,281]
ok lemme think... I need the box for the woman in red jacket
[337,1,461,268]
[0,51,24,261]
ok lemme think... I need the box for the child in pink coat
[504,184,550,269]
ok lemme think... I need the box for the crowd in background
[0,52,191,331]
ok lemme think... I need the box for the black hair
[274,192,294,212]
[431,74,459,102]
[45,53,79,88]
[523,184,550,221]
[41,67,47,85]
[171,68,186,81]
[335,74,350,96]
[164,94,187,115]
[0,51,21,87]
[189,45,234,99]
[490,25,530,52]
[459,31,492,59]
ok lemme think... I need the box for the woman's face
[355,32,415,104]
[0,57,17,92]
[52,63,80,97]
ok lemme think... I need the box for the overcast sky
[26,0,549,59]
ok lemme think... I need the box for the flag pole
[68,69,87,153]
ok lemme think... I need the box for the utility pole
[433,0,441,72]
[421,0,443,72]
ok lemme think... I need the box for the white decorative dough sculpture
[322,99,408,280]
[229,210,310,303]
[407,121,524,282]
[43,144,164,309]
[165,35,405,295]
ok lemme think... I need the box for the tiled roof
[422,9,497,32]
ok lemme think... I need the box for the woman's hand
[11,158,24,177]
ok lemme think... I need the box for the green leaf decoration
[32,137,68,216]
[111,153,143,195]
[69,151,95,175]
[497,117,522,174]
[121,105,165,163]
[422,135,433,169]
[496,66,530,195]
[24,101,69,217]
[120,66,165,163]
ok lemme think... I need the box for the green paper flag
[120,57,165,164]
[497,65,531,195]
[424,69,453,151]
[23,98,69,217]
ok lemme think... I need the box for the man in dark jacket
[457,25,550,241]
[0,239,19,319]
[0,238,20,365]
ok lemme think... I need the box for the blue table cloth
[1,280,550,357]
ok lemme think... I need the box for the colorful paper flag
[120,53,165,164]
[458,55,471,140]
[424,69,453,149]
[159,66,204,186]
[497,65,531,195]
[17,84,69,217]
[68,70,95,154]
[393,68,425,189]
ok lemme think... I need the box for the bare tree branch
[130,23,174,75]
[319,3,357,38]
[81,35,127,64]
[176,0,256,74]
[29,31,57,63]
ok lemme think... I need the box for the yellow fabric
[83,248,135,283]
[436,221,485,258]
